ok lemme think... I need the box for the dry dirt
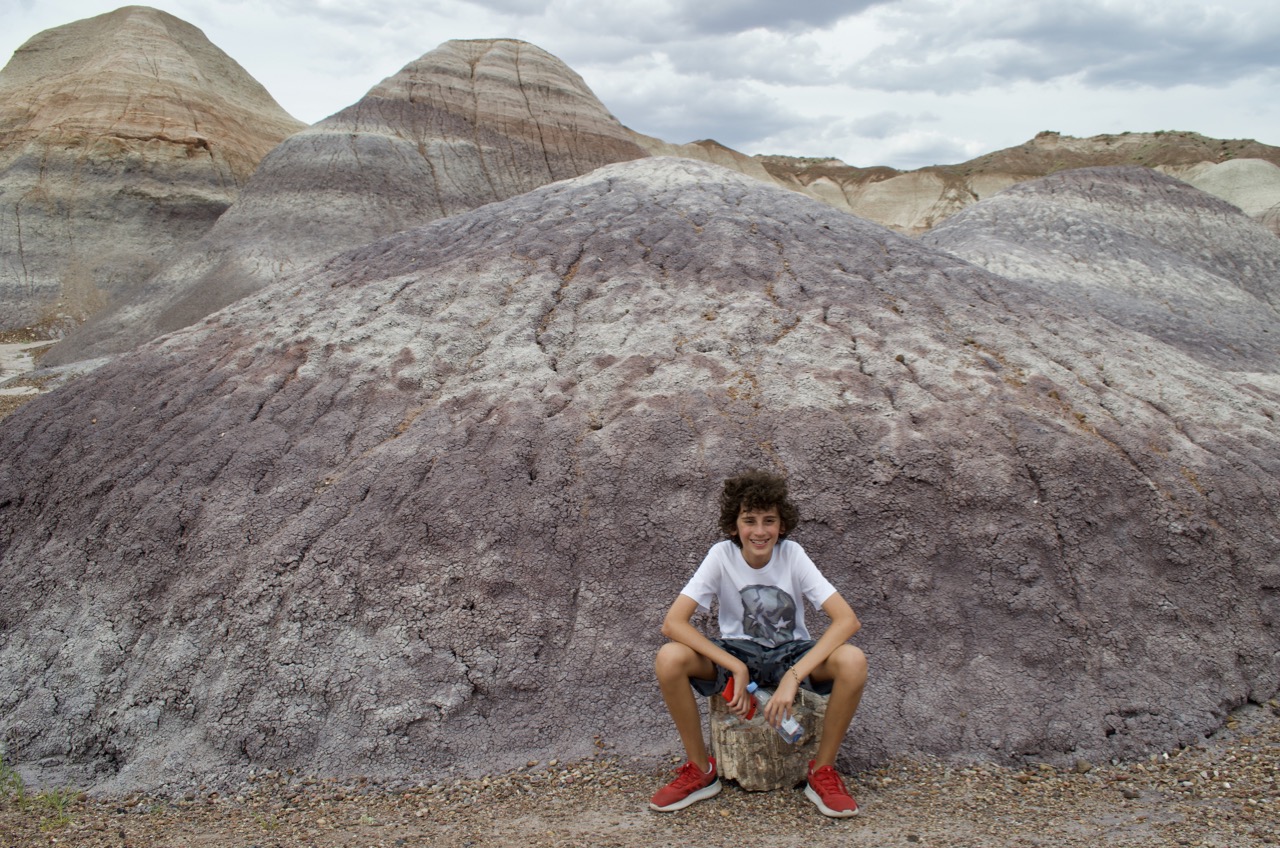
[0,331,54,422]
[3,703,1277,848]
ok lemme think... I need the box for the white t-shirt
[679,539,837,648]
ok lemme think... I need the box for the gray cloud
[848,111,937,140]
[993,3,1280,87]
[458,0,881,39]
[885,134,981,169]
[752,111,977,170]
[274,0,396,28]
[674,0,882,35]
[599,75,802,147]
[459,0,546,12]
[852,0,1280,92]
[661,32,830,85]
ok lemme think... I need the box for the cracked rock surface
[923,166,1280,372]
[1,158,1278,794]
[0,6,305,334]
[44,38,649,367]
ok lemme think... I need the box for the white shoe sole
[649,779,722,812]
[805,784,860,818]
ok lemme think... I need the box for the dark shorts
[688,638,834,697]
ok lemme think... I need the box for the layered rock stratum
[758,131,1280,235]
[43,38,650,367]
[922,166,1280,372]
[0,6,304,333]
[19,6,1275,369]
[1,158,1276,794]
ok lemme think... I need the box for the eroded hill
[1,158,1276,794]
[0,6,304,333]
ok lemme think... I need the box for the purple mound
[922,166,1280,371]
[1,158,1277,793]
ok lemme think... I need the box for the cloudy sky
[3,0,1279,169]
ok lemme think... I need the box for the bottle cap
[747,682,759,693]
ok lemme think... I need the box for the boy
[650,470,867,817]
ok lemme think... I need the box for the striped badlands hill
[44,38,649,366]
[0,6,304,333]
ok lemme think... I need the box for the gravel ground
[0,329,54,422]
[3,702,1277,848]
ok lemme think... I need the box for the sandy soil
[3,703,1277,848]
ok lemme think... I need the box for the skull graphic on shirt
[740,584,797,646]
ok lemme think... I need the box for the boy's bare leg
[809,643,868,768]
[655,642,718,771]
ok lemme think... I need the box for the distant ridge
[756,130,1280,235]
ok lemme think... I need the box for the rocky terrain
[0,5,1278,825]
[0,332,50,421]
[0,6,304,334]
[4,8,1274,369]
[1,157,1277,797]
[3,702,1278,847]
[43,37,651,367]
[922,166,1280,372]
[759,130,1280,235]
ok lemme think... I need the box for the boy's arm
[760,591,861,726]
[661,594,755,717]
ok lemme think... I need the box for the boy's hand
[727,664,754,718]
[763,674,799,728]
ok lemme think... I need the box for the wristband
[789,667,803,685]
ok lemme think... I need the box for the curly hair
[718,470,800,544]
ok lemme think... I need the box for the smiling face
[734,505,784,568]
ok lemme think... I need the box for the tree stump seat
[708,686,828,791]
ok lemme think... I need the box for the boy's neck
[740,544,774,569]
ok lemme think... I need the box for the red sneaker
[649,757,721,812]
[805,760,859,818]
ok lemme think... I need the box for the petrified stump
[709,688,828,791]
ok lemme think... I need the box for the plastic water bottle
[747,682,804,743]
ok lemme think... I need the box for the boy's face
[734,505,784,568]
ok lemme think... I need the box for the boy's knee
[832,644,868,686]
[654,641,695,679]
